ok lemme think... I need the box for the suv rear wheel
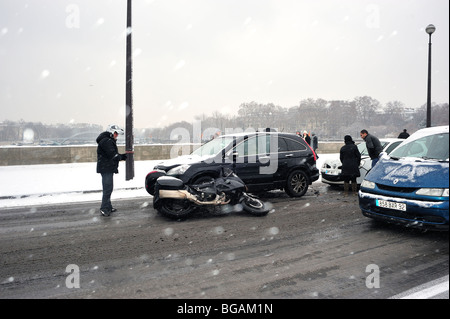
[285,170,309,197]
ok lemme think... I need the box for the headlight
[416,188,449,197]
[361,180,375,189]
[167,164,191,176]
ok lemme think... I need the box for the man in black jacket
[360,129,383,168]
[398,129,410,139]
[96,124,127,217]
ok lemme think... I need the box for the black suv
[146,132,319,197]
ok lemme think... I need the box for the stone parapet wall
[0,142,343,166]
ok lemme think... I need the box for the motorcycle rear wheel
[158,199,195,220]
[241,194,270,216]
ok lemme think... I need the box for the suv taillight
[305,143,317,161]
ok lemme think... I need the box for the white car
[321,138,404,185]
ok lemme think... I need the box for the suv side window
[284,137,307,151]
[234,134,306,156]
[277,137,289,153]
[234,134,288,157]
[234,137,256,157]
[234,135,270,156]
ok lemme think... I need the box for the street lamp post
[425,24,436,128]
[125,0,134,180]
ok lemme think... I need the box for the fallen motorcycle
[147,168,270,220]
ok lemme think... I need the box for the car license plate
[325,170,338,176]
[376,200,406,211]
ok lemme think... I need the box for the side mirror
[379,151,388,159]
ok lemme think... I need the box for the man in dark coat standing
[340,135,361,196]
[96,124,127,217]
[360,129,383,168]
[311,132,318,152]
[398,129,410,139]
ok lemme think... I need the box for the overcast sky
[0,0,448,129]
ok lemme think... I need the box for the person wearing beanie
[340,135,361,196]
[302,130,311,146]
[96,124,128,217]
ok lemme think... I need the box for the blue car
[359,125,449,230]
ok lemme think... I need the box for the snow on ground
[0,154,336,208]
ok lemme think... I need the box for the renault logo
[393,179,399,184]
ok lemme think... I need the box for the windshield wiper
[422,156,448,162]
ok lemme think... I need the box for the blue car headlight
[361,180,375,189]
[416,188,449,197]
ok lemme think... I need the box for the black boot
[343,182,349,197]
[352,182,358,195]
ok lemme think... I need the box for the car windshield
[389,133,449,161]
[192,136,236,156]
[357,140,395,156]
[357,142,368,156]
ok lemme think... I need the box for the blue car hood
[366,158,449,188]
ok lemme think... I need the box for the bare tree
[354,96,381,124]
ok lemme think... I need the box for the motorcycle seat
[156,176,184,190]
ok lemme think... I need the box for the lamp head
[426,24,436,35]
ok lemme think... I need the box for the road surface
[0,183,448,299]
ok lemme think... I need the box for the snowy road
[0,182,448,300]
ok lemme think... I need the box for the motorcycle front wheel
[158,199,195,220]
[241,194,270,216]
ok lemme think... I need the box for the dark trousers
[101,172,114,212]
[371,157,379,168]
[343,176,357,183]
